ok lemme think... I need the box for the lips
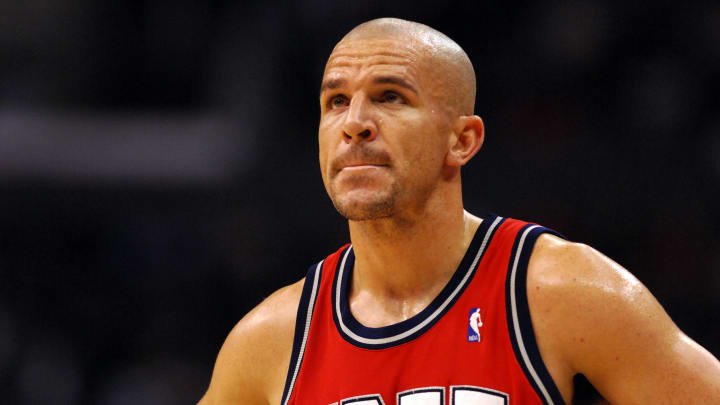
[331,148,391,173]
[342,162,387,169]
[336,162,389,177]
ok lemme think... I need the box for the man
[199,18,720,404]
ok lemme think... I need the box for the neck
[347,192,481,324]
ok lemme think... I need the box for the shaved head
[331,18,476,117]
[318,18,485,222]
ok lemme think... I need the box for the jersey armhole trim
[280,260,323,405]
[506,225,567,405]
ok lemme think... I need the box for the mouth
[339,163,388,172]
[330,147,392,174]
[343,163,387,168]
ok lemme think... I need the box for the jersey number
[334,386,508,405]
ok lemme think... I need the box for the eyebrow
[319,76,418,94]
[372,76,418,93]
[320,78,346,94]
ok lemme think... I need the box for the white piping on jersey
[450,385,509,402]
[339,393,386,405]
[335,216,504,346]
[283,260,323,405]
[509,225,555,405]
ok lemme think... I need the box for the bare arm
[528,234,720,404]
[198,280,304,405]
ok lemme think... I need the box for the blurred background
[1,1,719,404]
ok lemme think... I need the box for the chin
[331,194,396,221]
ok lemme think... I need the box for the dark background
[1,1,719,404]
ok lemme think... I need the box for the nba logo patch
[467,308,483,342]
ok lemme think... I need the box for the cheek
[401,112,448,164]
[318,119,337,182]
[317,138,329,181]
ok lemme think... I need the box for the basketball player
[199,18,720,404]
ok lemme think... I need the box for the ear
[446,115,484,167]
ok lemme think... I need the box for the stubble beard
[329,183,400,221]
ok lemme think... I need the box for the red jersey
[280,215,567,405]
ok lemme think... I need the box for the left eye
[380,92,403,104]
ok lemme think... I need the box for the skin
[199,18,720,405]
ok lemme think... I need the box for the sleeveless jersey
[280,215,567,405]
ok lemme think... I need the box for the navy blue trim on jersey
[505,224,567,405]
[280,261,323,405]
[332,214,505,349]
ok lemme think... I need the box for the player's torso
[280,215,566,405]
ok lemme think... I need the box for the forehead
[323,38,426,81]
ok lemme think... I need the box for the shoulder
[526,233,639,297]
[525,233,720,403]
[525,233,658,369]
[199,278,305,405]
[526,233,652,329]
[226,278,305,361]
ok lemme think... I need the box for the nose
[342,94,378,143]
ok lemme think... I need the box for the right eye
[329,95,349,108]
